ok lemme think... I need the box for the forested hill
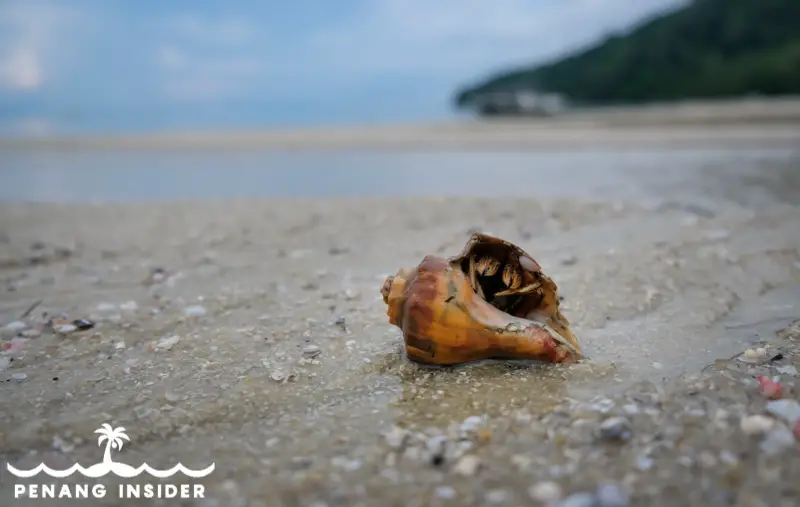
[455,0,800,109]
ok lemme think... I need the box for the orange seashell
[381,233,582,365]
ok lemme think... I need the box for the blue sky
[0,0,685,136]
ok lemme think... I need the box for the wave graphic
[7,461,215,479]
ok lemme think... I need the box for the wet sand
[2,124,800,152]
[1,187,799,506]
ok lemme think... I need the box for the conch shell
[381,233,581,365]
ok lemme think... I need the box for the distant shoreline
[3,97,800,152]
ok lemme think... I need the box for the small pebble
[302,345,321,358]
[622,404,640,415]
[635,456,654,471]
[760,426,797,455]
[765,399,800,425]
[596,482,630,507]
[11,372,28,382]
[460,415,486,432]
[719,449,739,467]
[53,324,77,334]
[149,270,167,283]
[555,492,598,507]
[485,489,508,504]
[384,426,408,449]
[270,371,296,383]
[528,481,563,504]
[21,328,41,338]
[560,255,578,266]
[427,435,447,465]
[705,228,730,240]
[155,335,181,350]
[183,305,207,317]
[435,486,456,500]
[739,348,768,364]
[776,365,797,377]
[52,435,74,453]
[740,415,774,435]
[96,303,117,313]
[453,454,480,476]
[2,321,27,336]
[331,456,362,471]
[511,454,532,470]
[599,417,632,441]
[588,397,615,414]
[698,451,717,469]
[119,300,138,312]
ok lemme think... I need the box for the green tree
[455,0,800,110]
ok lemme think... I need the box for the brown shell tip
[381,275,394,304]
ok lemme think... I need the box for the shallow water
[1,147,799,208]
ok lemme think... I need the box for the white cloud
[1,47,41,89]
[0,2,81,91]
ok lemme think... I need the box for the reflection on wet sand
[365,344,623,428]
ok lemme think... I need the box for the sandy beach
[1,111,800,506]
[2,98,800,152]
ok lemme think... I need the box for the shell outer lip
[518,319,581,359]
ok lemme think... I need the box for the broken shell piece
[72,318,95,331]
[380,233,581,365]
[738,348,769,364]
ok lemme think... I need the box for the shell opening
[457,242,541,316]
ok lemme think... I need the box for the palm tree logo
[6,422,215,478]
[95,424,131,471]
